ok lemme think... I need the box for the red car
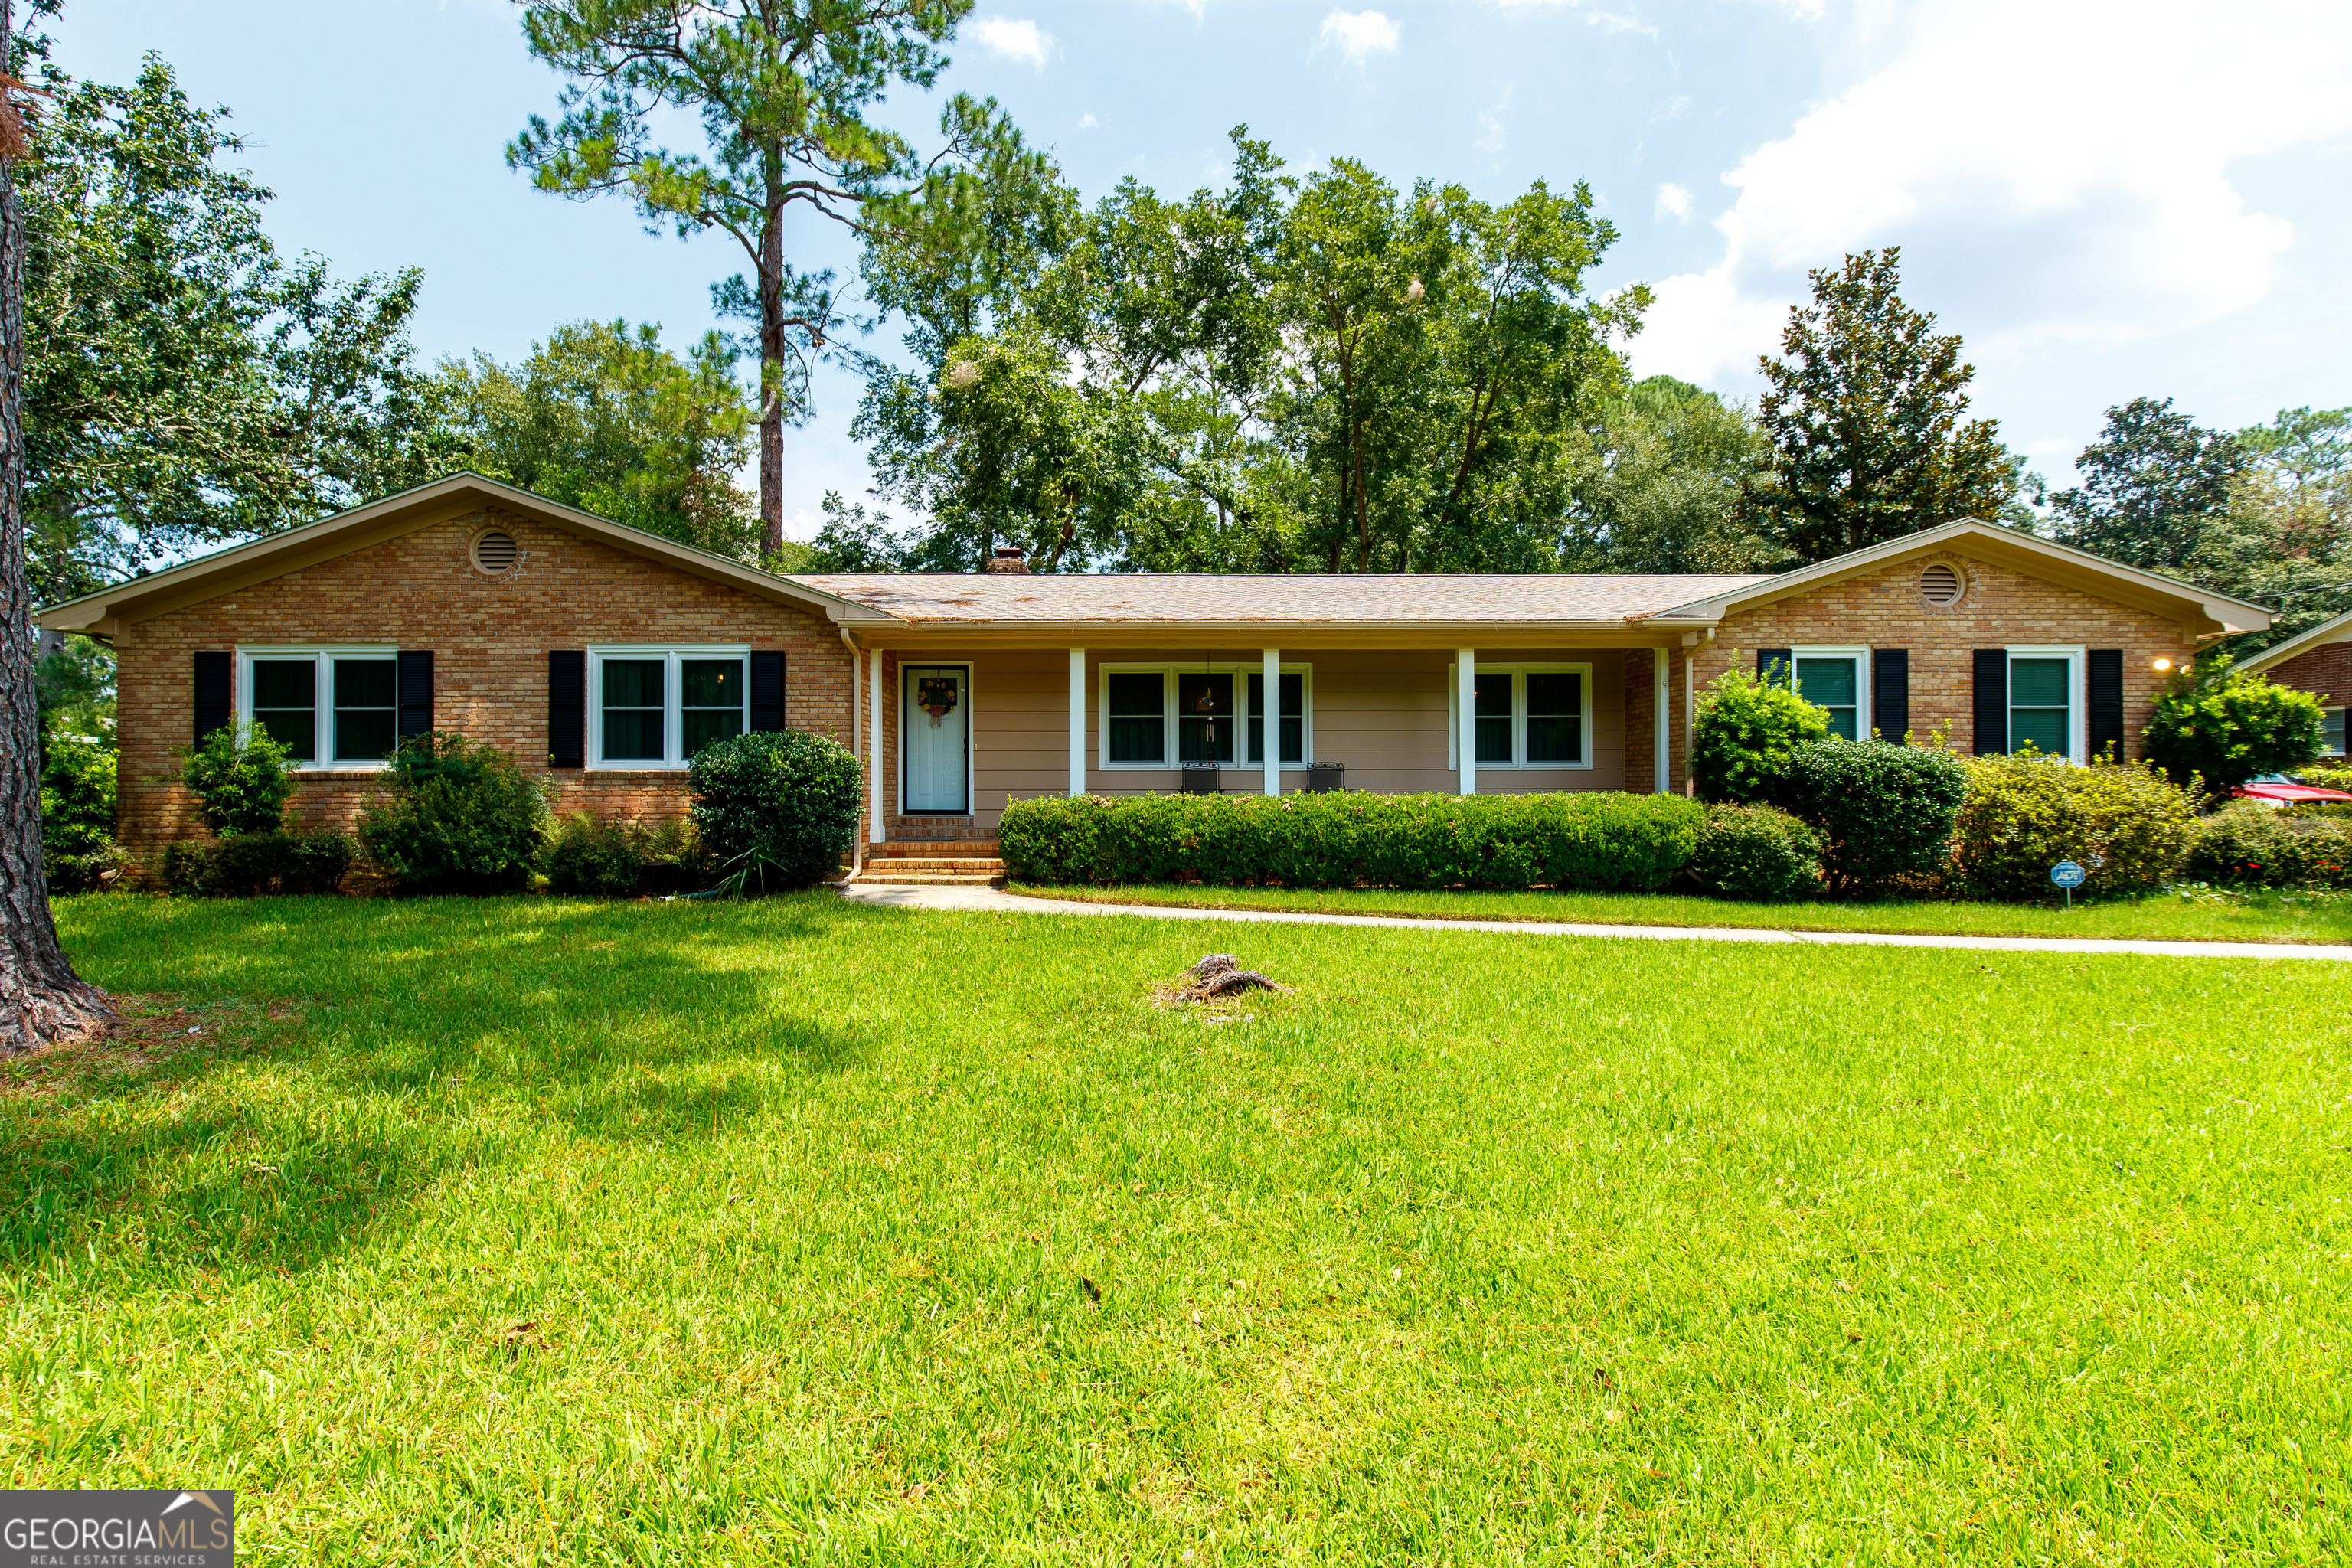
[2234,777,2352,805]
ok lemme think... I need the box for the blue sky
[51,0,2352,541]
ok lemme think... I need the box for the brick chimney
[985,545,1030,574]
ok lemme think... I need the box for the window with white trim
[1099,663,1313,769]
[1792,645,1869,741]
[588,646,749,768]
[2007,645,2085,762]
[1447,663,1593,769]
[2324,707,2346,757]
[239,647,397,768]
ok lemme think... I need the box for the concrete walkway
[835,882,2352,962]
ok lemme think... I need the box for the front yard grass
[1009,880,2352,944]
[5,893,2347,1562]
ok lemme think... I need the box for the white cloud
[1475,88,1513,162]
[1485,0,1658,29]
[1318,10,1400,64]
[969,15,1058,70]
[1654,183,1691,222]
[1632,0,2352,387]
[1077,112,1099,130]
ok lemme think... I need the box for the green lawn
[1010,880,2352,944]
[5,893,2348,1563]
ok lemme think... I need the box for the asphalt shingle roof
[788,572,1769,624]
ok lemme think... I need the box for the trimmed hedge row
[1000,791,1704,891]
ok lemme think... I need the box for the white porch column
[1067,648,1087,797]
[1456,648,1478,796]
[1651,648,1669,794]
[867,647,885,842]
[1261,647,1282,796]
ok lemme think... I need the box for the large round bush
[1690,665,1829,804]
[357,732,548,893]
[1951,753,2197,901]
[2145,671,2325,795]
[689,730,863,890]
[1777,738,1966,891]
[1684,803,1821,901]
[181,721,296,836]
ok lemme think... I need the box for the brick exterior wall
[1666,551,2202,791]
[2262,642,2352,707]
[114,505,859,854]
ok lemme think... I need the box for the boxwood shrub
[1775,739,1967,892]
[162,829,354,896]
[2183,800,2352,889]
[1684,804,1821,901]
[357,732,548,893]
[1949,753,2197,901]
[998,791,1704,891]
[689,730,863,890]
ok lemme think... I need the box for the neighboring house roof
[784,571,1768,627]
[1649,518,2271,639]
[2233,606,2352,676]
[34,472,900,635]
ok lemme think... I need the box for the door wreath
[916,676,960,727]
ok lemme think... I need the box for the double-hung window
[240,648,397,768]
[2324,708,2347,758]
[1100,664,1314,769]
[1449,663,1592,769]
[589,646,748,768]
[1792,646,1868,741]
[2006,645,2084,762]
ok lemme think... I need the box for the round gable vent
[472,529,518,574]
[1919,560,1964,606]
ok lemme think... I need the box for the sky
[48,0,2352,543]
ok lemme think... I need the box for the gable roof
[784,571,1767,628]
[2233,606,2352,675]
[1648,518,2272,639]
[34,472,900,635]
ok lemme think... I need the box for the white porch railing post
[1457,648,1477,796]
[1262,647,1281,796]
[868,648,885,842]
[1651,647,1669,794]
[1068,648,1086,798]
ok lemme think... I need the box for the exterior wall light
[2152,658,2174,671]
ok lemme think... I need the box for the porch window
[240,648,399,768]
[1792,646,1867,741]
[1102,663,1313,770]
[1449,662,1592,770]
[588,646,750,768]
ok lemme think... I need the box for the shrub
[181,720,297,836]
[2294,763,2352,794]
[1776,739,1967,891]
[1684,804,1821,901]
[41,737,121,891]
[689,730,864,890]
[357,732,548,893]
[2145,671,2325,795]
[543,813,714,896]
[2182,800,2352,890]
[162,830,354,896]
[998,792,1704,891]
[1690,665,1829,804]
[1950,753,2197,901]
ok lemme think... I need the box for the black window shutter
[2088,648,2125,762]
[750,649,785,733]
[1972,649,2009,756]
[397,649,434,740]
[193,650,232,746]
[1872,648,1909,742]
[548,650,586,769]
[1756,648,1792,687]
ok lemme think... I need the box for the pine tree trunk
[0,0,113,1054]
[757,200,786,560]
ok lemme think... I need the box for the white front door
[903,665,970,813]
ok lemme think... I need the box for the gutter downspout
[839,626,866,878]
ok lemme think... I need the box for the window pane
[334,659,395,709]
[2009,658,2069,707]
[683,707,741,756]
[1524,671,1582,763]
[2328,710,2347,756]
[253,708,315,761]
[1108,672,1164,719]
[251,658,315,762]
[1108,673,1166,763]
[603,658,663,708]
[2011,708,2069,756]
[1246,673,1308,766]
[1524,671,1580,718]
[1795,658,1854,707]
[1109,717,1164,763]
[1177,673,1233,763]
[1472,671,1512,717]
[604,710,665,761]
[1821,706,1858,742]
[681,658,737,708]
[331,658,397,763]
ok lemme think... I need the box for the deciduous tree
[2049,396,2246,571]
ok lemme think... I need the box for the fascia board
[2235,606,2352,675]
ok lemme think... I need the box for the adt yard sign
[2051,860,2086,908]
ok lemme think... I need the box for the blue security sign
[2050,861,2087,889]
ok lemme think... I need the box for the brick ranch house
[36,472,2272,874]
[2234,607,2352,761]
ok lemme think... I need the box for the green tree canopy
[435,320,757,558]
[1561,375,1779,573]
[1738,248,2014,562]
[2049,396,2246,571]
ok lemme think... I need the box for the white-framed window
[238,646,397,769]
[1447,662,1594,769]
[2007,645,2086,763]
[1792,645,1869,741]
[2324,707,2346,757]
[588,645,750,769]
[1098,663,1314,769]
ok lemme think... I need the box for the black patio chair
[1181,763,1221,794]
[1305,762,1344,793]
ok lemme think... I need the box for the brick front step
[868,840,1000,860]
[849,871,1004,886]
